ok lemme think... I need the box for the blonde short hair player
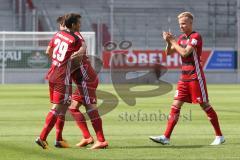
[149,12,225,145]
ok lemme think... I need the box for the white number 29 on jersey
[52,38,69,62]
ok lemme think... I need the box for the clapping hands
[162,31,175,42]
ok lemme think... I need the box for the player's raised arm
[168,37,194,58]
[165,41,176,55]
[162,31,176,55]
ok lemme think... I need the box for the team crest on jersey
[191,38,197,45]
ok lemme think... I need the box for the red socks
[87,109,105,142]
[40,108,106,142]
[203,106,222,136]
[163,105,222,139]
[40,109,58,141]
[55,114,65,141]
[164,105,181,139]
[69,108,105,142]
[69,108,91,139]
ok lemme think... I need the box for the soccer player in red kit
[68,29,108,149]
[149,12,225,145]
[44,15,71,148]
[46,14,107,149]
[35,13,82,149]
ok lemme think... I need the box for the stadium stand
[30,0,237,48]
[0,0,238,48]
[0,0,15,31]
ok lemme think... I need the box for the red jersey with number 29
[46,30,81,83]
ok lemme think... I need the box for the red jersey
[74,32,87,57]
[72,32,97,82]
[47,30,81,83]
[177,31,205,82]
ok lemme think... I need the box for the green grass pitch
[0,84,239,160]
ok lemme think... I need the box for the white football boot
[149,135,170,145]
[210,136,225,145]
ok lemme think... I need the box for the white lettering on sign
[138,53,148,66]
[0,51,22,61]
[167,54,181,66]
[149,53,157,64]
[126,53,137,66]
[110,54,124,67]
[108,50,182,68]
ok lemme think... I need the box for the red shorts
[174,79,209,104]
[72,78,98,105]
[49,82,72,104]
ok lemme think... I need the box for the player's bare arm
[162,31,176,55]
[45,45,53,57]
[165,42,176,55]
[168,36,194,58]
[71,41,87,60]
